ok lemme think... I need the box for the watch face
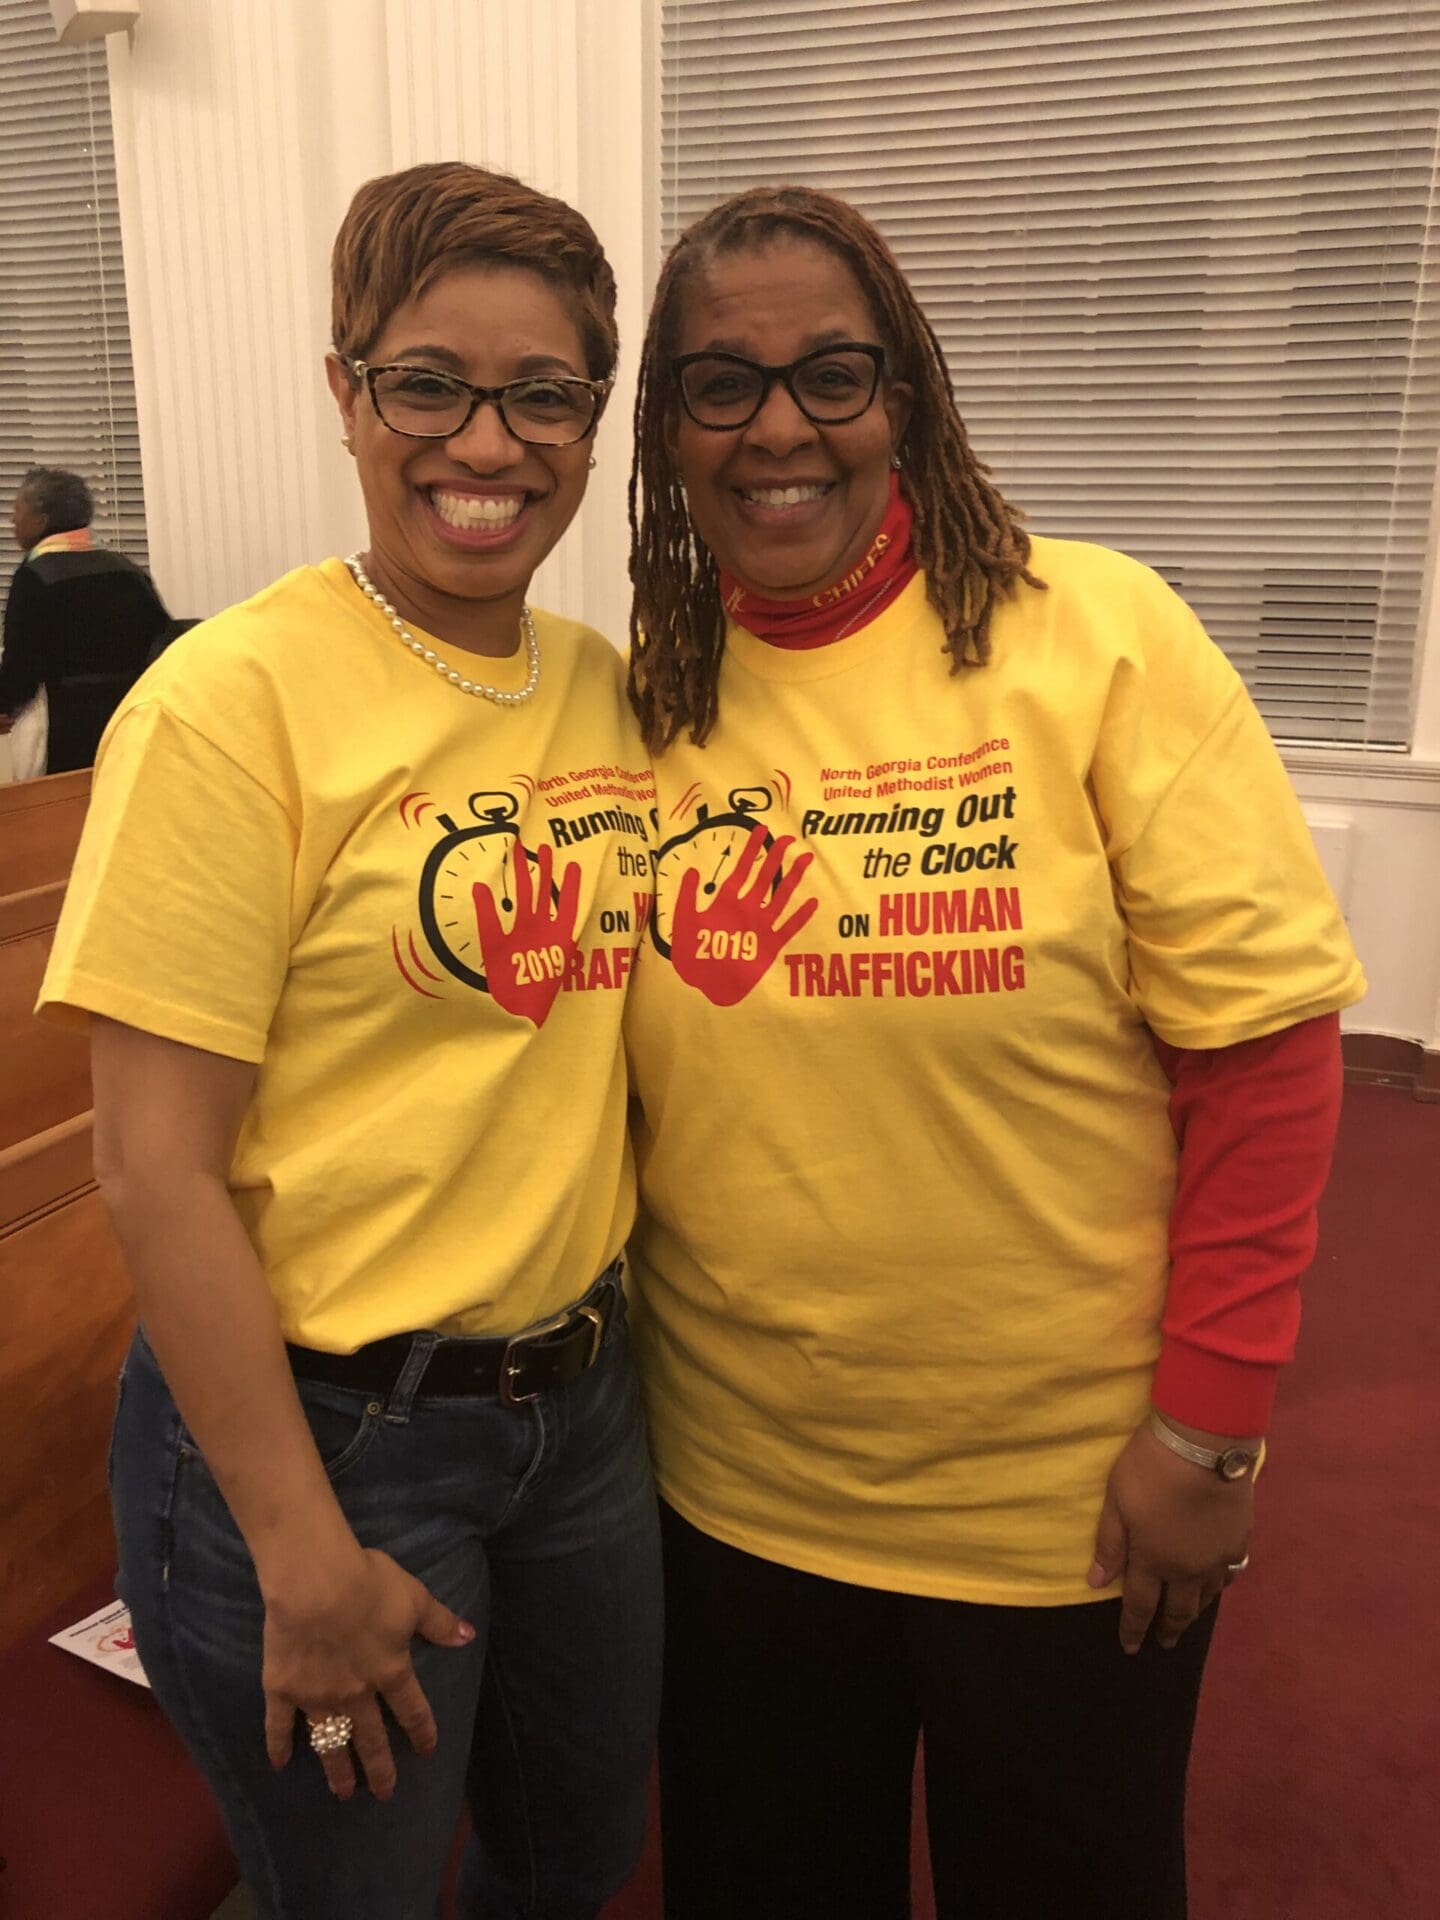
[651,789,776,959]
[417,792,552,992]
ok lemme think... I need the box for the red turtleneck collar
[717,472,917,649]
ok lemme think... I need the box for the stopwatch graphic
[418,790,554,992]
[649,785,775,960]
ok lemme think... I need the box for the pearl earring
[587,456,597,469]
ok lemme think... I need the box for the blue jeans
[110,1296,662,1920]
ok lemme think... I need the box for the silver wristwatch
[1149,1412,1261,1483]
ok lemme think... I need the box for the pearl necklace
[343,552,540,707]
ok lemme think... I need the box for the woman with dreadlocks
[622,186,1363,1919]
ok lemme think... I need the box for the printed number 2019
[695,927,758,962]
[513,944,568,983]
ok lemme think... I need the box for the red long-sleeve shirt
[1150,1011,1344,1435]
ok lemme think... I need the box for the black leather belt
[286,1264,623,1407]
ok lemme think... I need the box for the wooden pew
[0,1115,132,1648]
[0,774,109,1627]
[0,768,91,895]
[0,774,110,1633]
[0,879,91,1152]
[0,1113,237,1914]
[0,772,236,1913]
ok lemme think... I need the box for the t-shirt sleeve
[1090,577,1365,1049]
[37,700,296,1062]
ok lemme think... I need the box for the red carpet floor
[601,1084,1440,1919]
[1186,1084,1440,1919]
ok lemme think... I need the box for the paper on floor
[49,1598,151,1688]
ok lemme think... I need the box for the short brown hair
[331,161,617,378]
[628,185,1041,751]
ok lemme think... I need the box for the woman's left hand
[1087,1420,1253,1653]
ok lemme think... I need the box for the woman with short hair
[624,184,1363,1919]
[1,465,170,774]
[40,162,659,1920]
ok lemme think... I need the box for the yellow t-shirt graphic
[626,538,1363,1606]
[41,557,655,1352]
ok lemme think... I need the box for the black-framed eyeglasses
[345,358,611,446]
[671,342,886,431]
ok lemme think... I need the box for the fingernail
[454,1621,475,1643]
[1086,1562,1109,1588]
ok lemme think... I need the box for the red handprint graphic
[671,826,818,1007]
[472,837,582,1027]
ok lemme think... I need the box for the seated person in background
[0,467,171,774]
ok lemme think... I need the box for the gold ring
[307,1712,354,1755]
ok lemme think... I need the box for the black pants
[659,1503,1217,1920]
[46,675,137,774]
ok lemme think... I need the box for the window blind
[0,0,145,603]
[660,0,1440,748]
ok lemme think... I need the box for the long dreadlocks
[628,186,1044,753]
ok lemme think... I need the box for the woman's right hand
[261,1541,475,1801]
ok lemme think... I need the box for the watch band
[1149,1412,1261,1482]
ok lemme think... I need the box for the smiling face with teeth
[327,264,598,657]
[669,237,911,601]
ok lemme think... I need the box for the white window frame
[655,0,1440,761]
[0,0,145,603]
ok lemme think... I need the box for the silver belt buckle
[499,1306,572,1408]
[575,1301,605,1367]
[497,1268,619,1408]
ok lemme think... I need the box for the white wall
[105,0,652,647]
[1287,464,1440,1048]
[1290,766,1440,1046]
[105,0,1440,1047]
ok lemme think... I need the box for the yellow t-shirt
[625,538,1364,1606]
[40,558,656,1350]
